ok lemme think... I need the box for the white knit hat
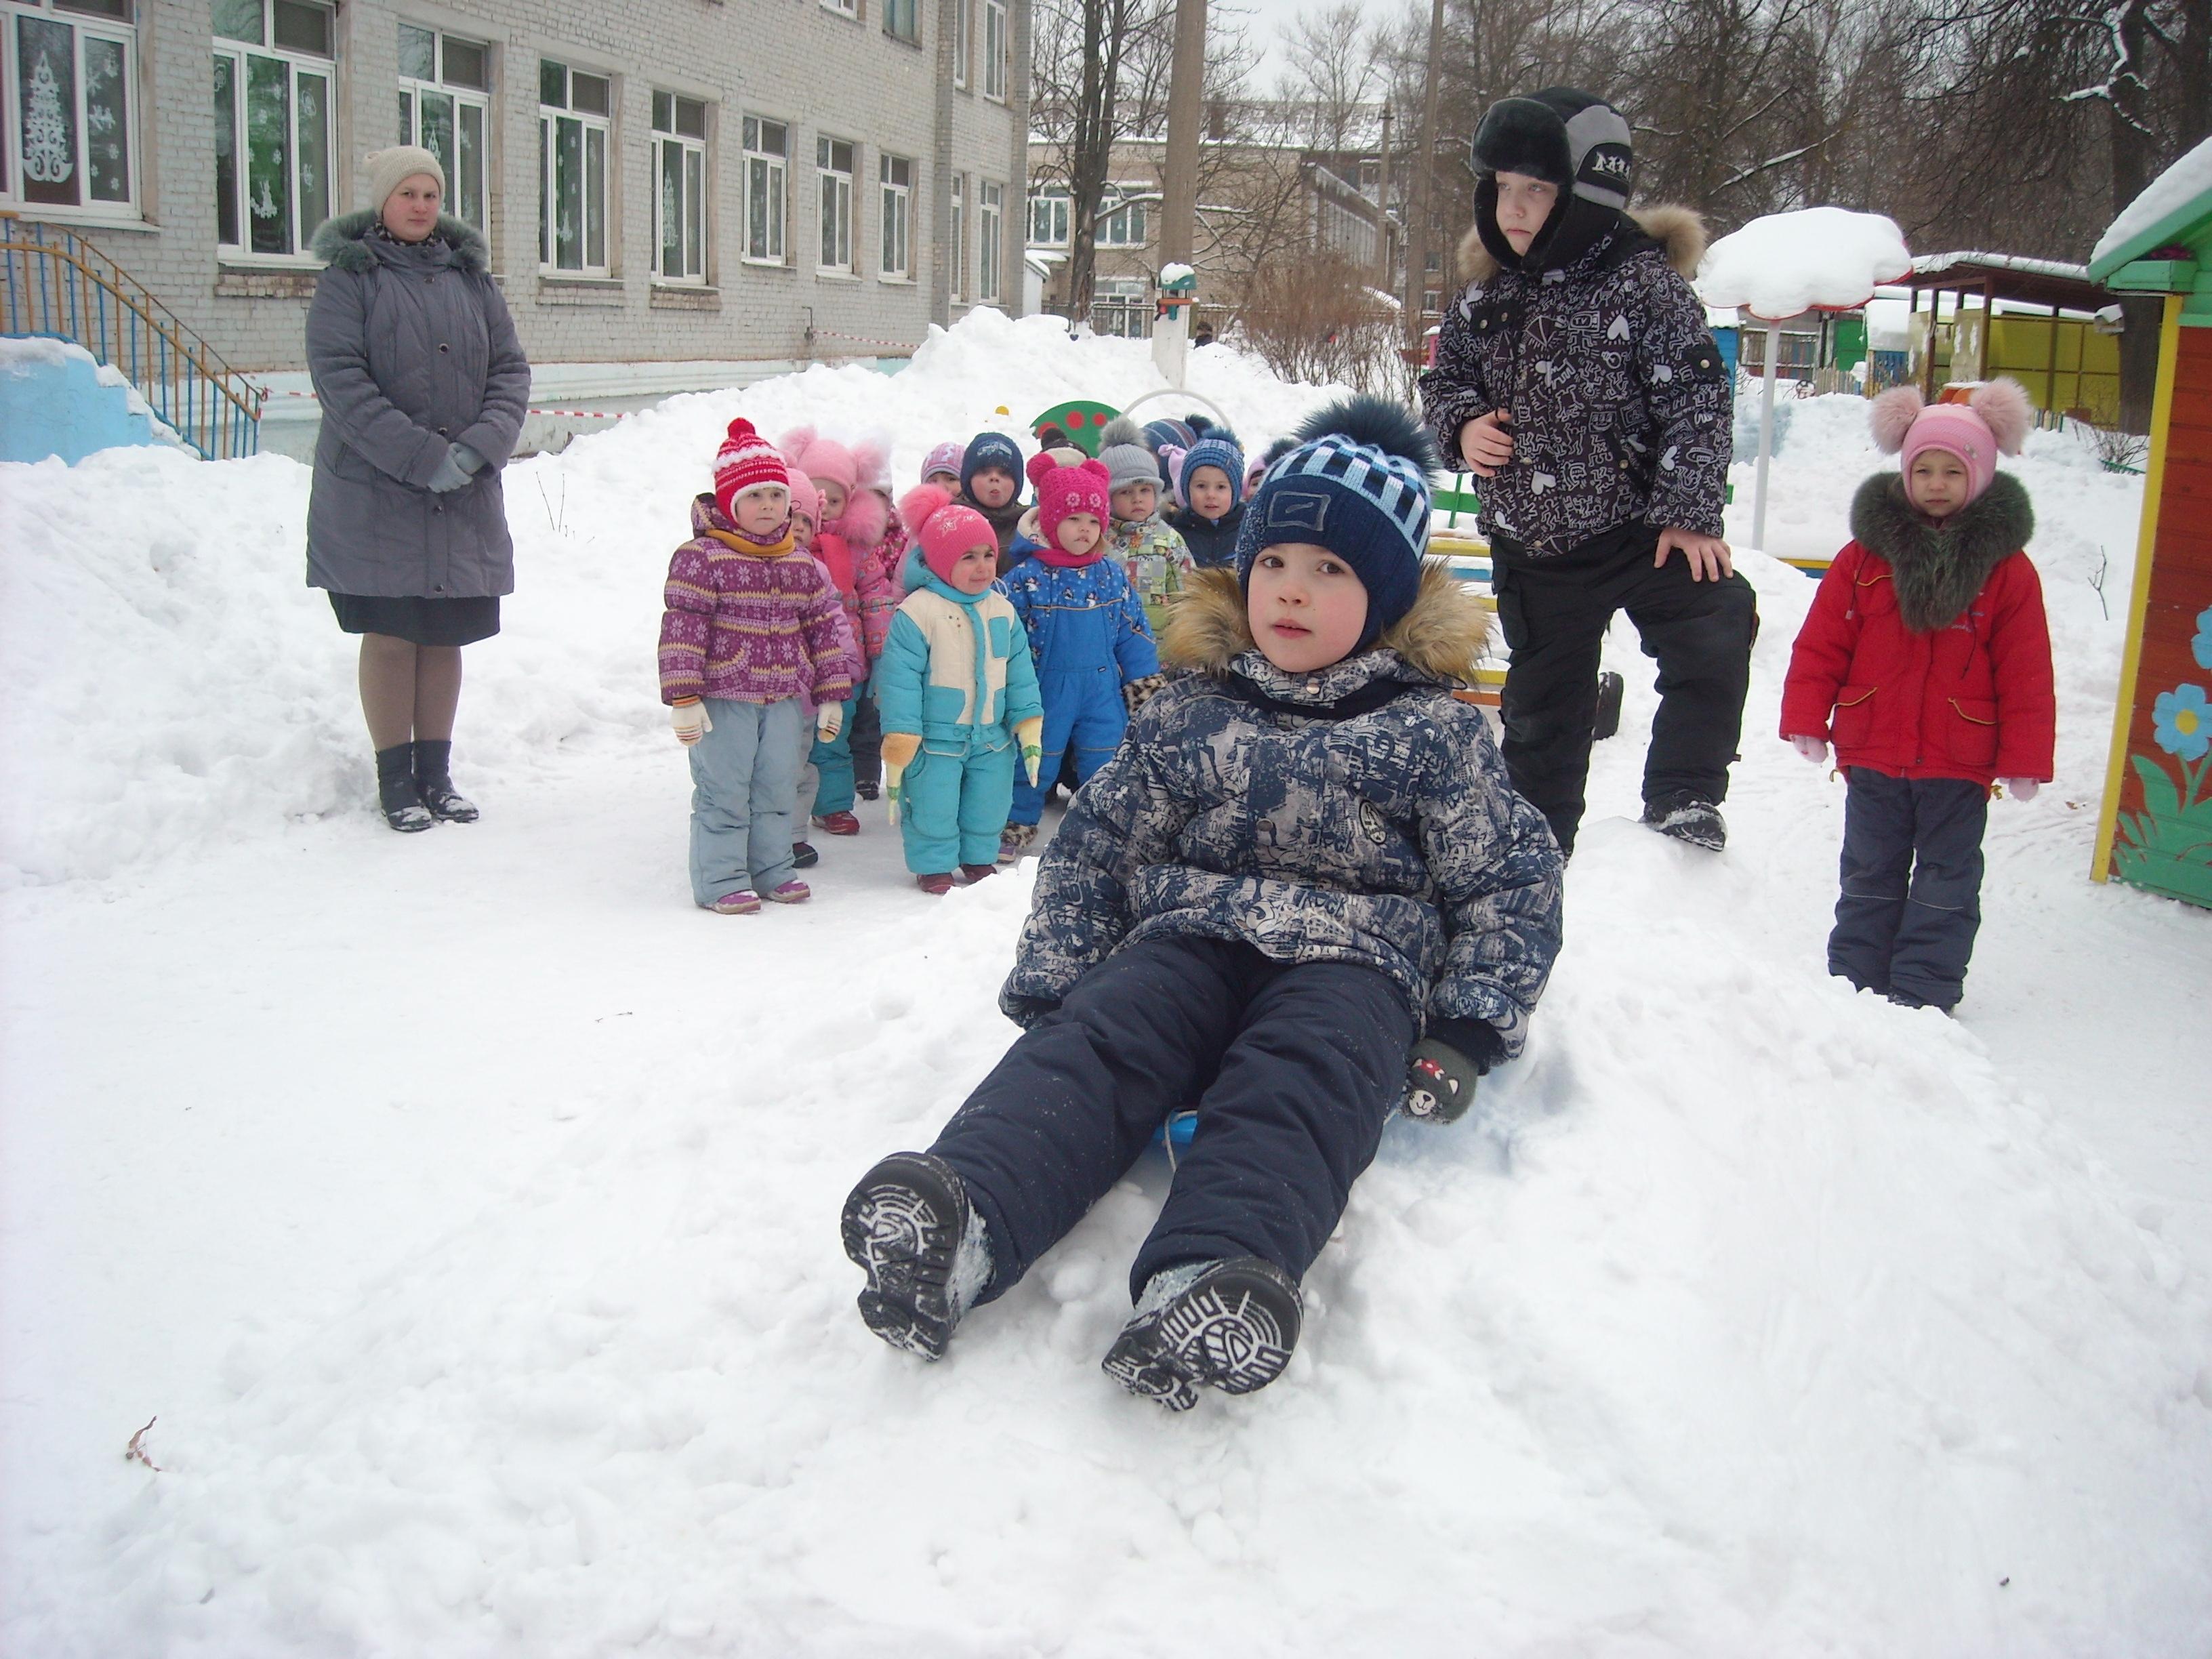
[364,145,446,216]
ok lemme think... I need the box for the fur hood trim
[1162,563,1491,682]
[1849,470,2034,633]
[1457,202,1705,285]
[827,485,890,548]
[311,209,491,274]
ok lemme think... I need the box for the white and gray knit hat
[1097,416,1162,497]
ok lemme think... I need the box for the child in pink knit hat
[1780,377,2053,1014]
[659,418,855,914]
[872,485,1044,893]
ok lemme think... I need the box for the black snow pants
[1492,521,1757,855]
[930,935,1416,1304]
[848,692,883,791]
[1828,768,1989,1010]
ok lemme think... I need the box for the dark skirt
[327,592,501,647]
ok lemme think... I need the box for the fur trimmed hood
[1161,562,1492,684]
[311,209,491,274]
[1458,203,1705,285]
[1849,470,2035,633]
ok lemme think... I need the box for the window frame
[396,21,491,237]
[1027,185,1068,248]
[1096,184,1145,249]
[537,58,612,278]
[977,177,1001,302]
[1,0,141,219]
[877,150,911,281]
[948,169,964,304]
[951,0,968,89]
[820,0,857,17]
[881,0,917,43]
[211,0,336,262]
[981,0,1006,101]
[816,132,854,275]
[651,90,709,285]
[741,112,788,266]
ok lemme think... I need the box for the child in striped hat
[842,396,1563,1412]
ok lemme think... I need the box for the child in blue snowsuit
[994,451,1158,861]
[874,486,1044,893]
[842,396,1565,1411]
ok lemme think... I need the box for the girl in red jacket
[1780,378,2054,1012]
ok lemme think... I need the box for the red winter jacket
[1780,472,2054,786]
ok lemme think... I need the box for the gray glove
[425,442,483,493]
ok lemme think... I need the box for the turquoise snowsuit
[875,550,1044,874]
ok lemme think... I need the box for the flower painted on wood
[2193,605,2212,671]
[2152,682,2210,760]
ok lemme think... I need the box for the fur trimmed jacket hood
[1848,471,2035,635]
[311,209,493,274]
[1002,561,1559,1058]
[1457,202,1706,286]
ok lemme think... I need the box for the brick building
[1,0,1031,404]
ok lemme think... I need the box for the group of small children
[659,404,1265,899]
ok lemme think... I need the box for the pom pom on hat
[1097,416,1160,496]
[1027,453,1111,552]
[1235,394,1438,649]
[714,417,791,520]
[899,483,997,586]
[1870,386,1924,455]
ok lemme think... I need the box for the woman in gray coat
[306,145,529,831]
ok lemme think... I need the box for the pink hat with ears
[1027,451,1111,551]
[1870,379,2033,506]
[777,426,859,494]
[899,483,996,585]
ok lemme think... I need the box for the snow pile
[1700,207,1913,319]
[2093,133,2212,265]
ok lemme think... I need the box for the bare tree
[1274,3,1385,149]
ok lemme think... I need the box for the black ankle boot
[411,739,478,822]
[375,745,434,832]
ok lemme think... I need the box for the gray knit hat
[1097,417,1160,497]
[364,145,446,216]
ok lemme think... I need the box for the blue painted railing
[1,211,263,459]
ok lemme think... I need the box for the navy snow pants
[1829,768,1989,1010]
[930,936,1416,1303]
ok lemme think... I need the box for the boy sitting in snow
[840,397,1563,1411]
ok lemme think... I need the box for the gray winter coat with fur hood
[1418,206,1731,558]
[1003,565,1564,1058]
[304,210,529,598]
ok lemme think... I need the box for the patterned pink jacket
[658,493,855,706]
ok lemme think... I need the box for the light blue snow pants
[900,739,1018,874]
[688,696,805,905]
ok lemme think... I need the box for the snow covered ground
[3,314,2208,1656]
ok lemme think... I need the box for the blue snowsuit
[875,551,1044,874]
[998,544,1158,827]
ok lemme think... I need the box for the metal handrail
[1,209,264,459]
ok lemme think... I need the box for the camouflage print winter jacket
[1002,566,1563,1057]
[1418,206,1732,558]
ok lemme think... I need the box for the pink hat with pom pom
[899,483,996,585]
[1870,379,2032,506]
[714,417,790,520]
[1027,451,1111,550]
[777,426,859,494]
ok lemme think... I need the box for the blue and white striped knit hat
[1236,396,1439,647]
[1176,433,1248,508]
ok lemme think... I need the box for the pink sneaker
[709,890,762,915]
[763,878,811,904]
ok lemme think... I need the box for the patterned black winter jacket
[1418,205,1732,558]
[1002,566,1563,1057]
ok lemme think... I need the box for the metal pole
[1752,318,1781,552]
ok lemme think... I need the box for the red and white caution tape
[813,328,919,351]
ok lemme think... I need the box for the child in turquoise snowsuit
[876,486,1044,890]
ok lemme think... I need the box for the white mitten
[817,701,844,743]
[671,699,712,747]
[1790,734,1827,764]
[2000,778,2039,801]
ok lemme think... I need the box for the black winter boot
[411,739,479,822]
[375,744,434,832]
[1102,1257,1302,1411]
[840,1152,993,1360]
[1641,790,1726,851]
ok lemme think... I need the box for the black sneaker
[791,840,821,869]
[1641,791,1726,851]
[840,1152,978,1360]
[1102,1257,1302,1411]
[855,780,880,801]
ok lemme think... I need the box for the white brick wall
[4,0,1030,375]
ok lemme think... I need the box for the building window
[538,58,610,275]
[951,0,968,87]
[396,22,489,234]
[821,0,855,17]
[1092,276,1149,338]
[882,0,917,43]
[982,0,1006,100]
[878,152,911,280]
[817,134,853,273]
[742,115,787,264]
[1097,186,1145,247]
[977,178,1001,302]
[211,0,333,257]
[949,171,964,302]
[653,91,708,283]
[2,0,138,215]
[1027,186,1068,247]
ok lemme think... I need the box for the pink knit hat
[785,469,821,529]
[1027,452,1110,550]
[714,418,790,520]
[899,483,997,585]
[1870,380,2032,506]
[777,426,859,494]
[922,441,966,483]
